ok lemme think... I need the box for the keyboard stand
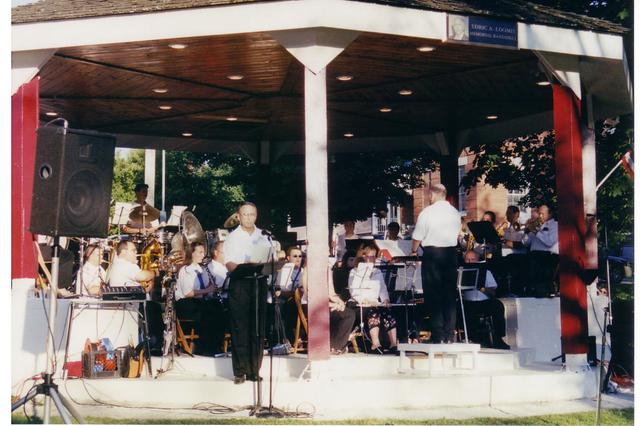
[62,298,152,378]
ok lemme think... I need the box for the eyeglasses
[291,255,302,258]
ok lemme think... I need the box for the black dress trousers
[228,275,268,380]
[421,246,458,342]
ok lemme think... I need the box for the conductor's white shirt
[412,200,461,247]
[224,226,273,265]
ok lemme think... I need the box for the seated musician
[108,240,156,289]
[332,250,357,302]
[273,246,305,344]
[175,242,224,355]
[121,183,160,235]
[204,240,230,350]
[500,205,527,296]
[473,211,499,259]
[461,250,510,350]
[77,243,106,296]
[108,240,162,353]
[300,263,356,355]
[348,243,398,354]
[385,222,402,241]
[334,219,358,262]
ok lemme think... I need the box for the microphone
[262,229,273,237]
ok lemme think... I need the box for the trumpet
[525,217,542,234]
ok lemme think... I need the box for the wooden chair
[176,318,199,356]
[293,288,307,354]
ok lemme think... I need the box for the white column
[305,67,330,360]
[144,149,156,206]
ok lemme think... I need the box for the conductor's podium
[397,343,481,375]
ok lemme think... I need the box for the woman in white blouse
[78,244,106,296]
[348,244,398,354]
[175,242,219,354]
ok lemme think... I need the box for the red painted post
[553,85,588,354]
[11,78,39,280]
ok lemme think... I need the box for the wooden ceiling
[38,31,552,151]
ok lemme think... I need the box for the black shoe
[386,346,399,356]
[493,339,511,350]
[233,375,246,384]
[247,374,263,382]
[371,346,384,355]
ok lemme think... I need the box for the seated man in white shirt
[273,246,305,345]
[108,240,160,351]
[462,251,510,350]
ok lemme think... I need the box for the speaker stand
[12,238,85,424]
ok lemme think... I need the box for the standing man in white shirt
[411,184,461,343]
[223,202,273,384]
[523,204,559,297]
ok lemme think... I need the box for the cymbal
[128,204,160,224]
[223,212,239,229]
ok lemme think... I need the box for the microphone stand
[254,231,285,418]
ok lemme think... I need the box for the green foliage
[460,114,633,251]
[460,132,557,208]
[595,115,634,250]
[111,149,144,203]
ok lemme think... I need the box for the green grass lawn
[11,408,634,425]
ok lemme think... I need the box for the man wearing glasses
[223,202,273,384]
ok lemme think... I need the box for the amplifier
[102,286,145,301]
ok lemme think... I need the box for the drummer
[121,183,161,235]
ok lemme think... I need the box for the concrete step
[59,363,597,412]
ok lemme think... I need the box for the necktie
[196,271,205,290]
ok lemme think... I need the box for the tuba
[140,238,163,272]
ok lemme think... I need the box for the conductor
[411,184,461,343]
[224,202,273,384]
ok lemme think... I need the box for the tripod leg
[53,387,87,424]
[11,386,38,412]
[48,388,73,424]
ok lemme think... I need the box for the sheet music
[111,202,135,225]
[277,262,296,291]
[249,243,272,264]
[375,240,413,257]
[168,205,187,226]
[394,262,423,292]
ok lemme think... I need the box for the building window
[458,165,467,214]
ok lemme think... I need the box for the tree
[460,115,633,250]
[112,149,144,203]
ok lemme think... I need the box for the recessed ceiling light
[45,112,58,117]
[417,46,436,52]
[343,132,354,138]
[398,89,413,96]
[486,115,499,120]
[536,81,551,86]
[158,105,172,110]
[153,88,168,93]
[336,75,353,81]
[168,43,187,49]
[226,75,244,81]
[182,132,193,137]
[379,107,392,113]
[226,116,238,121]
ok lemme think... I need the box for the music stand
[467,221,500,259]
[228,263,271,416]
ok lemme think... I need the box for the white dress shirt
[206,259,229,291]
[524,218,559,254]
[78,262,106,296]
[348,266,390,304]
[462,268,498,302]
[108,256,142,287]
[175,263,210,301]
[223,226,273,265]
[412,200,461,247]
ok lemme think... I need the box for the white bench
[398,343,481,375]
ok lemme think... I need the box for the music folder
[467,221,500,245]
[228,263,265,279]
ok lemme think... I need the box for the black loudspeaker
[29,127,116,238]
